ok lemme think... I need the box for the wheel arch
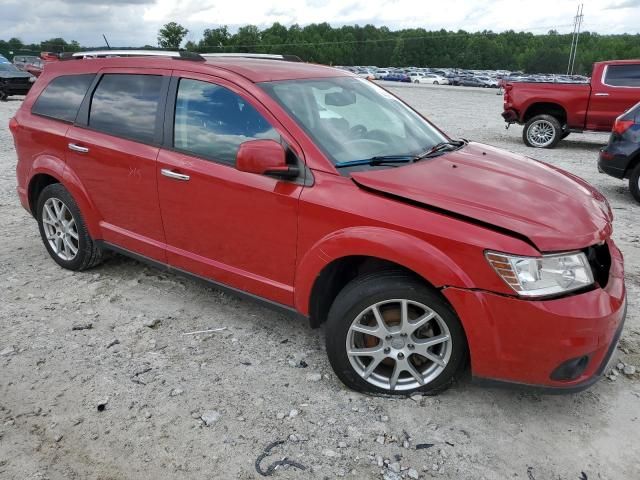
[294,227,474,328]
[523,101,568,125]
[28,160,101,238]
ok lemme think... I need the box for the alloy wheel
[346,299,452,392]
[527,120,556,147]
[42,197,79,261]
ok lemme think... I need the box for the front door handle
[161,169,190,181]
[68,143,89,153]
[594,93,609,97]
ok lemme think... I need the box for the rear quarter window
[32,74,96,123]
[89,74,163,144]
[604,64,640,87]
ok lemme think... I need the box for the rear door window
[89,74,163,144]
[173,78,279,165]
[604,65,640,87]
[32,74,95,123]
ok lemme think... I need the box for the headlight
[485,251,594,297]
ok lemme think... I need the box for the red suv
[11,51,626,395]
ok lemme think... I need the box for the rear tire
[523,114,562,148]
[629,162,640,204]
[36,183,104,271]
[325,271,467,395]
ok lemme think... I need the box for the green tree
[157,22,189,49]
[198,26,230,51]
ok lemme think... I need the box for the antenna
[567,4,584,75]
[103,34,111,50]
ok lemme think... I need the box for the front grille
[8,77,30,85]
[585,243,611,288]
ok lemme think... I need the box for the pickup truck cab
[502,60,640,148]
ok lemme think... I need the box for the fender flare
[29,155,102,238]
[293,226,474,315]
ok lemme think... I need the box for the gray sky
[2,0,639,47]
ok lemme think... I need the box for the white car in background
[411,73,449,85]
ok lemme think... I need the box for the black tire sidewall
[325,272,467,395]
[523,114,562,149]
[36,184,92,271]
[629,163,640,204]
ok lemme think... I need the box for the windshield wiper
[334,140,467,169]
[413,139,466,161]
[334,155,415,169]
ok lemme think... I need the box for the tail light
[612,118,634,135]
[9,117,19,135]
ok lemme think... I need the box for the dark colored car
[10,51,626,395]
[599,101,640,203]
[383,72,410,82]
[0,62,36,100]
[458,77,486,88]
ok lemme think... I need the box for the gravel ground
[0,83,639,480]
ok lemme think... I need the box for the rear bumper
[444,239,626,392]
[501,109,519,123]
[598,148,631,179]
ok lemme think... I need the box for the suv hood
[351,142,612,252]
[0,70,32,79]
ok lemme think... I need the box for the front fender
[294,226,474,315]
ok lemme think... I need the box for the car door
[156,72,304,306]
[587,63,640,130]
[66,69,171,262]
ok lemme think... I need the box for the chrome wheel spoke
[351,323,385,339]
[414,333,449,350]
[347,346,384,357]
[362,355,385,379]
[419,350,447,368]
[63,237,78,256]
[408,311,436,334]
[389,361,402,391]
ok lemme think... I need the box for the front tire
[629,162,640,204]
[37,183,103,271]
[325,271,467,395]
[523,114,562,148]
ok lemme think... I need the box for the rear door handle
[161,169,190,181]
[594,93,609,97]
[68,143,89,153]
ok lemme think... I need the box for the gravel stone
[200,410,221,426]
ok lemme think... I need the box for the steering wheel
[349,124,368,138]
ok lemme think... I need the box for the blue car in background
[382,72,411,82]
[0,55,10,63]
[599,101,640,203]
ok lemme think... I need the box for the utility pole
[567,3,584,75]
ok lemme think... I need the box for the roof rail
[62,50,205,61]
[200,53,302,62]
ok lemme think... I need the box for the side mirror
[236,139,299,179]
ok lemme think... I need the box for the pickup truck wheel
[325,271,467,395]
[629,163,640,204]
[523,114,562,148]
[36,183,104,271]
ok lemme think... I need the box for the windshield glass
[259,77,447,166]
[0,63,20,72]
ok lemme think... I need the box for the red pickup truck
[502,60,640,148]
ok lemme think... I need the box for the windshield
[259,77,447,166]
[0,63,20,72]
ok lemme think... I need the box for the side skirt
[95,240,308,322]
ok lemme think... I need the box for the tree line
[3,22,640,74]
